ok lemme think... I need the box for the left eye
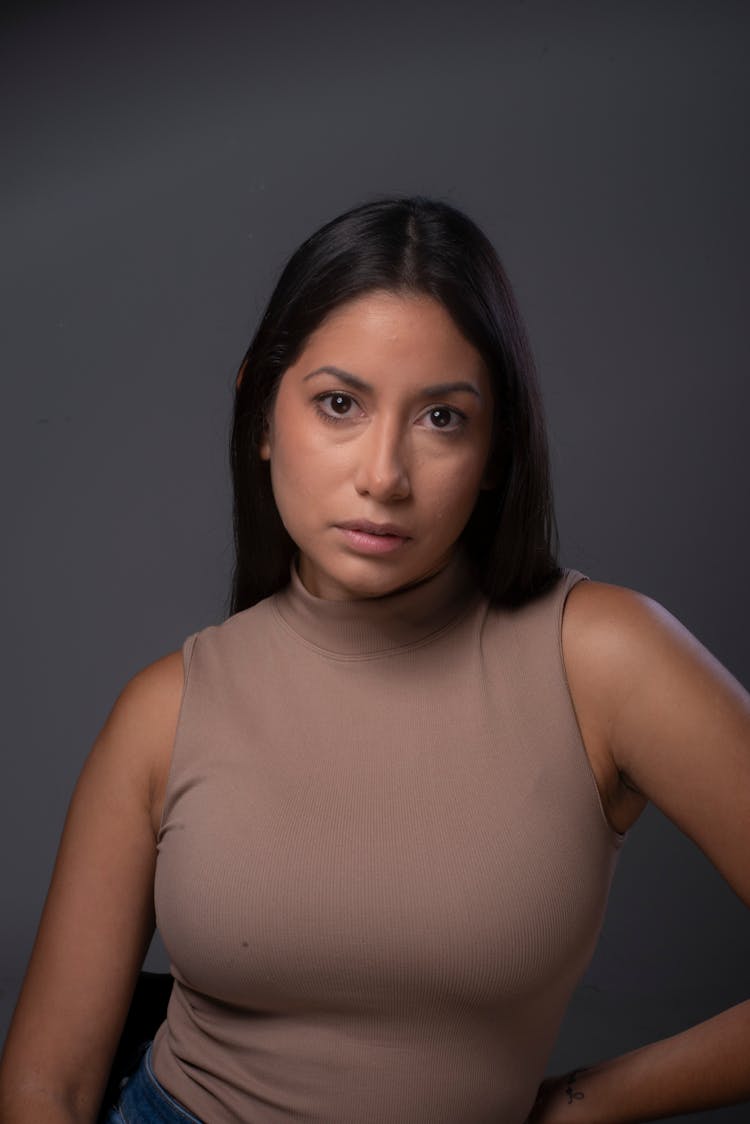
[424,407,461,430]
[418,405,469,435]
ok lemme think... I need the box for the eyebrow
[302,365,482,399]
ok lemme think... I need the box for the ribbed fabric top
[273,547,482,657]
[152,546,624,1124]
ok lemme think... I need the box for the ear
[258,419,272,461]
[235,358,248,392]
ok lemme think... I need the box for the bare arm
[0,650,184,1124]
[528,581,750,1123]
[529,999,750,1123]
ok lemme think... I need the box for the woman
[0,195,748,1123]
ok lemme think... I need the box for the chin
[302,554,413,600]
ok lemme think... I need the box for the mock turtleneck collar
[271,545,480,658]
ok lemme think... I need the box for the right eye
[314,392,360,422]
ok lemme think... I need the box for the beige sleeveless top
[151,546,624,1123]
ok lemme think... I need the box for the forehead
[293,290,489,381]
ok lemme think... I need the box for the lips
[336,519,411,538]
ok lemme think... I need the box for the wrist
[526,1068,594,1124]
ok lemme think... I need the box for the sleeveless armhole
[156,631,200,842]
[557,570,627,849]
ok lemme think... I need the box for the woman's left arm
[530,580,750,1124]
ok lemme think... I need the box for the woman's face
[259,289,496,600]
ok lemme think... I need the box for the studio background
[2,2,748,1120]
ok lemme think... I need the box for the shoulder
[561,576,705,690]
[559,577,681,831]
[111,648,186,738]
[562,574,655,635]
[126,646,186,697]
[98,648,187,837]
[560,576,739,821]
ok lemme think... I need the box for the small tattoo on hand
[564,1070,584,1104]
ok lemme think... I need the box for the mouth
[336,520,411,538]
[335,521,412,555]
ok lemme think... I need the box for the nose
[354,418,411,501]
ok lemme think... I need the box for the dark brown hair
[227,194,561,615]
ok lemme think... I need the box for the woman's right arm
[0,649,185,1124]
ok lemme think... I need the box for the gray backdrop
[2,2,748,1120]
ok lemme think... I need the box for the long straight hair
[227,194,561,616]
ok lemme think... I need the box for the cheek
[268,430,336,519]
[421,457,487,527]
[430,445,490,496]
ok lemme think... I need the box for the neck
[271,544,480,659]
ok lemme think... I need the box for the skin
[0,290,748,1124]
[257,289,497,600]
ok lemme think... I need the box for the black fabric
[98,971,173,1120]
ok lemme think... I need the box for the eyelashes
[312,392,469,435]
[312,393,367,426]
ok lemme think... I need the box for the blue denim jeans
[102,1042,203,1123]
